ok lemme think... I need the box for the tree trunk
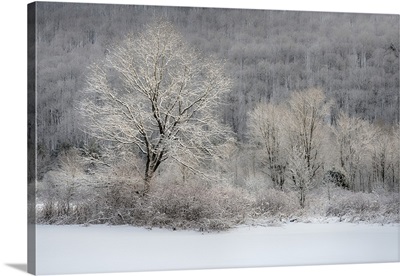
[299,187,306,208]
[143,173,152,196]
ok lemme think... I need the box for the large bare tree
[79,21,232,194]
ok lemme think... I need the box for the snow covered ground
[36,222,399,275]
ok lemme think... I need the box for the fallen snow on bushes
[36,222,399,275]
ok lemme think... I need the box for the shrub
[36,148,399,229]
[243,174,272,193]
[37,173,254,231]
[252,188,299,219]
[133,181,253,231]
[323,168,349,189]
[326,191,381,222]
[375,192,400,223]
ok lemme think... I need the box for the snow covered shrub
[210,181,255,223]
[244,174,272,193]
[326,189,399,224]
[326,191,381,222]
[140,180,253,231]
[36,147,118,224]
[36,149,94,223]
[374,192,400,223]
[153,182,212,221]
[253,188,299,218]
[302,187,331,217]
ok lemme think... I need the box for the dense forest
[35,3,399,150]
[32,2,400,230]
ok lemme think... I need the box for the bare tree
[371,128,390,188]
[286,144,313,208]
[333,112,376,191]
[284,88,330,207]
[391,125,400,192]
[248,88,330,207]
[370,124,399,192]
[38,149,89,217]
[248,103,287,190]
[79,21,232,194]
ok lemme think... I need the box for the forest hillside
[34,3,399,150]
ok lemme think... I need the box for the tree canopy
[80,21,232,193]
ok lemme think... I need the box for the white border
[1,1,399,276]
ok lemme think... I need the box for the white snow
[36,222,399,275]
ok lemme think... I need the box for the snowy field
[36,223,399,275]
